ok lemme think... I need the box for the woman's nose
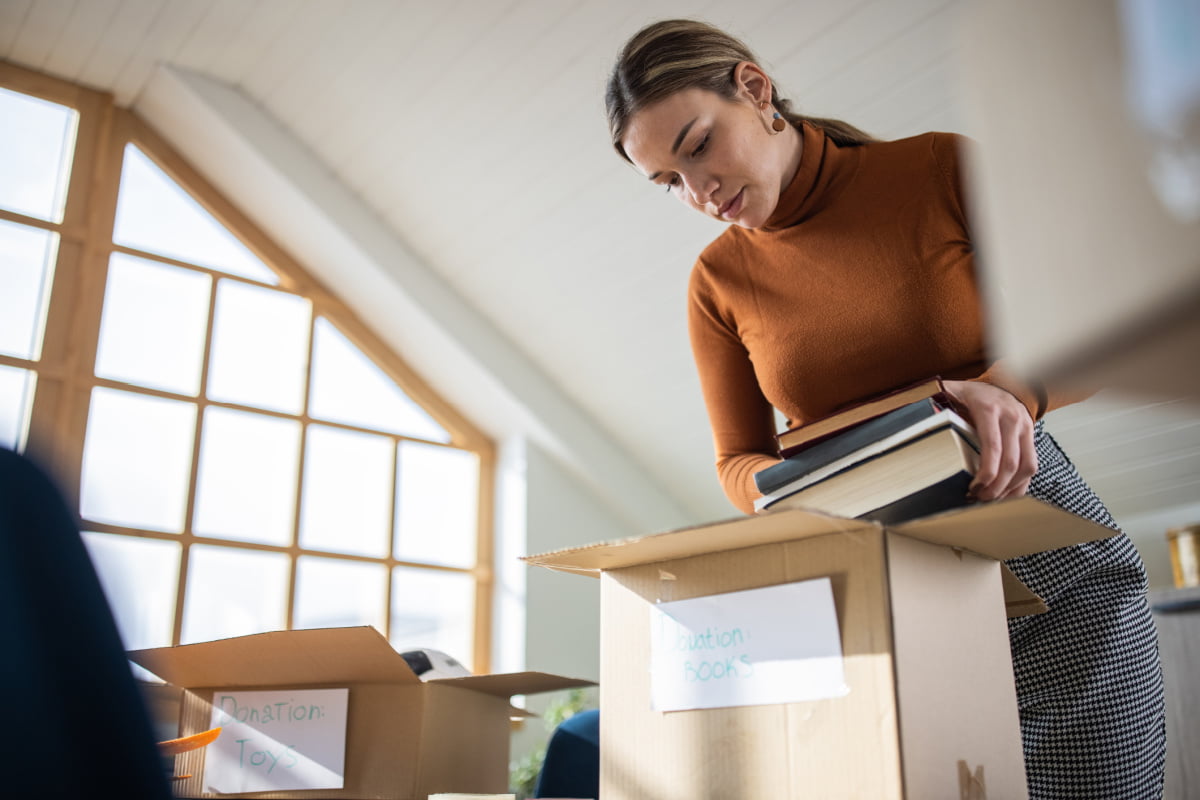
[683,173,718,206]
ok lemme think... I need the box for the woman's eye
[665,175,680,193]
[691,134,709,157]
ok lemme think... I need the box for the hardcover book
[757,426,979,523]
[776,377,951,458]
[755,396,975,496]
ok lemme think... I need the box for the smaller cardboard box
[128,626,593,800]
[523,497,1116,800]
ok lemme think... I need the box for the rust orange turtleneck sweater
[689,122,1062,515]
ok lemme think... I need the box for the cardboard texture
[128,627,593,800]
[524,497,1117,800]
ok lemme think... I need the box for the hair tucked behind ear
[606,19,875,161]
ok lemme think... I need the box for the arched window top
[115,144,279,284]
[0,62,493,672]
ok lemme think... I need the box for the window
[0,63,494,671]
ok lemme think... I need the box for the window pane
[182,545,289,644]
[113,144,277,284]
[0,365,36,451]
[194,407,301,546]
[82,532,180,650]
[0,219,58,360]
[0,87,77,223]
[299,425,392,557]
[390,567,474,667]
[309,317,448,442]
[80,387,196,532]
[207,280,311,414]
[395,442,478,568]
[294,556,386,633]
[94,253,211,395]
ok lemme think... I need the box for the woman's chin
[728,209,769,229]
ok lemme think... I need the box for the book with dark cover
[777,377,950,457]
[858,471,975,525]
[758,426,979,517]
[755,396,970,495]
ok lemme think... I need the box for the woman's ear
[732,61,773,105]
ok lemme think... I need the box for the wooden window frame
[0,61,496,671]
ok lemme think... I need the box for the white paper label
[649,578,847,712]
[204,687,349,793]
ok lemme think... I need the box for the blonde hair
[606,19,875,161]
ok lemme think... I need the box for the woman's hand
[942,379,1038,501]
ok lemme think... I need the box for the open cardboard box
[522,496,1117,800]
[128,626,593,800]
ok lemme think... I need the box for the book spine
[778,389,954,458]
[775,378,946,453]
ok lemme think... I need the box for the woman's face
[621,84,798,230]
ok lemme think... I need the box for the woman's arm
[688,267,780,514]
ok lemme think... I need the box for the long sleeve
[970,361,1097,420]
[687,266,779,514]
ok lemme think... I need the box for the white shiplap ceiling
[2,0,1197,531]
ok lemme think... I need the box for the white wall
[523,439,637,679]
[507,439,637,777]
[491,433,626,683]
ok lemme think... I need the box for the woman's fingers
[943,379,1037,501]
[1002,416,1038,499]
[968,398,1003,500]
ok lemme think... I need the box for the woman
[606,19,1165,799]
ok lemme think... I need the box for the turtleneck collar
[759,121,850,232]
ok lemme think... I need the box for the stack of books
[754,378,980,523]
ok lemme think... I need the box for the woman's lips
[719,189,744,220]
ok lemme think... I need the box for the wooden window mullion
[25,93,120,504]
[5,64,496,672]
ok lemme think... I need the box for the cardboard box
[523,497,1116,800]
[128,626,593,799]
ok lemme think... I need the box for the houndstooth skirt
[1005,423,1166,799]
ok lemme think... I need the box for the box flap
[431,671,595,698]
[522,509,878,574]
[416,686,513,797]
[893,496,1117,561]
[127,626,421,688]
[1000,562,1048,617]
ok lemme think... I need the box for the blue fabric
[534,708,600,799]
[0,448,173,799]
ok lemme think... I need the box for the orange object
[1168,525,1200,588]
[158,726,222,757]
